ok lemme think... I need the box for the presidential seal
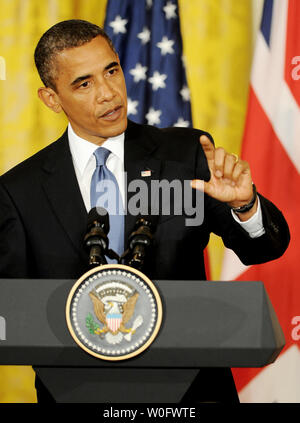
[66,264,162,361]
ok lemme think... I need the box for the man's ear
[37,86,62,113]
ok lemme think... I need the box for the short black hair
[34,19,116,91]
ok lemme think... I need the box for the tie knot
[94,147,111,167]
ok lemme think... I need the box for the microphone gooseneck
[124,216,157,271]
[84,207,110,267]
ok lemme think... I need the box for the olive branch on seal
[85,313,100,334]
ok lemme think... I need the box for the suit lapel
[124,120,161,243]
[41,130,88,262]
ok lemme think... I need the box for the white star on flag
[145,107,162,125]
[127,98,139,116]
[173,117,190,127]
[163,1,177,20]
[109,15,128,34]
[129,63,148,83]
[156,36,175,55]
[137,27,151,45]
[146,0,153,9]
[180,85,190,102]
[148,71,167,91]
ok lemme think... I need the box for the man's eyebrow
[104,61,119,71]
[70,74,92,86]
[70,62,119,86]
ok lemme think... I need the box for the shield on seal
[106,311,122,333]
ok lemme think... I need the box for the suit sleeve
[0,181,29,278]
[204,192,290,265]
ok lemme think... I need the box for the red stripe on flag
[284,0,300,107]
[232,86,300,393]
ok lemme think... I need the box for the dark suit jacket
[0,119,290,403]
[0,119,290,281]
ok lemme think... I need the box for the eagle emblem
[86,281,143,345]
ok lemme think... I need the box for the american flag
[222,0,300,402]
[104,0,192,128]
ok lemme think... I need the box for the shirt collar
[68,123,124,175]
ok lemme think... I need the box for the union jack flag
[222,0,300,402]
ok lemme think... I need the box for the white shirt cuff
[231,196,265,238]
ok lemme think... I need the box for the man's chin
[70,117,128,144]
[100,118,128,137]
[91,119,128,143]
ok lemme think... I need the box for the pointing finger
[199,135,215,164]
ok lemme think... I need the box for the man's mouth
[99,105,123,120]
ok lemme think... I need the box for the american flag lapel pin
[141,169,152,177]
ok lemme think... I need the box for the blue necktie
[90,147,124,262]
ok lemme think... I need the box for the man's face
[52,36,127,145]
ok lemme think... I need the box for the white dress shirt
[68,123,125,212]
[67,123,265,238]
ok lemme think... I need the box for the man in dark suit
[0,20,290,403]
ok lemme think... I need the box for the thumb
[190,179,206,192]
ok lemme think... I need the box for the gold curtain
[0,0,252,402]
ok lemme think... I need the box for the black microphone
[123,215,157,271]
[84,207,110,267]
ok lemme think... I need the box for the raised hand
[191,135,258,219]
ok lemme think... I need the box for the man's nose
[96,80,115,102]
